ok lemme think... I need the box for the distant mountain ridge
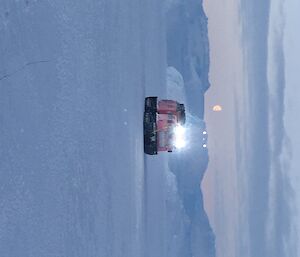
[165,1,216,257]
[165,0,210,118]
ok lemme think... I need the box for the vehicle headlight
[173,125,186,149]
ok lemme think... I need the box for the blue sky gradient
[203,0,298,256]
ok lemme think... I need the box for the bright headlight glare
[174,138,186,149]
[173,125,186,149]
[174,125,185,136]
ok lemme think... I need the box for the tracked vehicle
[144,97,186,155]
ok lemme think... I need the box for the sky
[202,0,300,257]
[202,0,245,256]
[283,0,300,253]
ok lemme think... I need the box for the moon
[212,105,222,112]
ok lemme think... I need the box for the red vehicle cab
[144,97,186,155]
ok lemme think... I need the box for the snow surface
[0,1,168,256]
[166,66,187,104]
[0,0,214,257]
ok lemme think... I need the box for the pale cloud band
[238,0,297,256]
